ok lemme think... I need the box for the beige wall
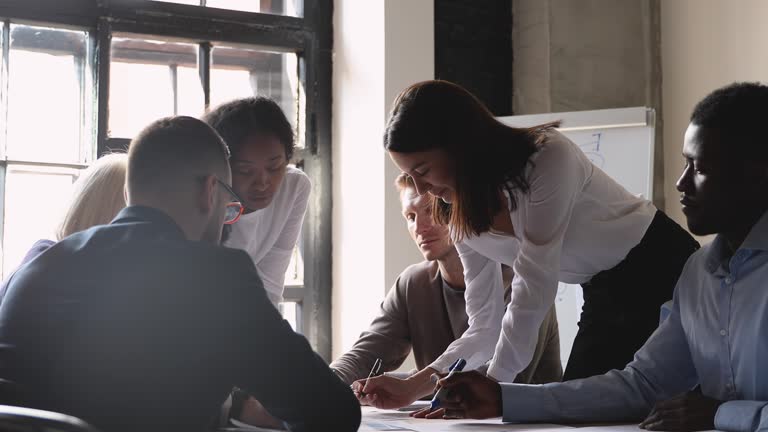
[514,0,660,114]
[513,0,664,208]
[661,0,768,232]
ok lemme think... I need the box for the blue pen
[429,358,467,411]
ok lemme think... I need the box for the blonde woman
[56,153,128,241]
[0,153,127,302]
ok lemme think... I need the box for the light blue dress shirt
[501,211,768,432]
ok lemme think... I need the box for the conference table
[359,403,718,432]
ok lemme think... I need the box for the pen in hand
[429,358,466,411]
[358,358,382,397]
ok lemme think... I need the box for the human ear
[198,175,218,215]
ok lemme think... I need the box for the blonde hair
[56,153,128,240]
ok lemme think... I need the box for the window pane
[2,165,81,277]
[110,36,203,138]
[206,0,303,17]
[211,45,303,148]
[278,301,299,331]
[7,25,89,163]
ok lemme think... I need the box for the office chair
[0,405,100,432]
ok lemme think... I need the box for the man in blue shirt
[0,117,360,432]
[417,82,768,432]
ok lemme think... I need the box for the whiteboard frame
[497,107,656,201]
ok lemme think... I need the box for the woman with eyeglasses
[204,97,310,306]
[357,80,700,410]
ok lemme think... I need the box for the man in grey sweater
[331,173,562,386]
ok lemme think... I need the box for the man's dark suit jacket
[0,206,360,432]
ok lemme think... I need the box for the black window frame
[0,0,333,361]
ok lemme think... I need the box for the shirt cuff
[487,359,520,383]
[429,356,454,374]
[500,383,553,423]
[714,400,768,432]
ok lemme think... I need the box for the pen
[429,358,466,411]
[359,358,382,396]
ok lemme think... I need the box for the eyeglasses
[215,177,245,225]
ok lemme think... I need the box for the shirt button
[720,329,727,336]
[725,276,733,284]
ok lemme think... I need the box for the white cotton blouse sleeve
[256,173,311,305]
[431,133,593,382]
[487,134,591,381]
[428,241,507,373]
[225,167,311,306]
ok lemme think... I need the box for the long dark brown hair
[383,80,559,240]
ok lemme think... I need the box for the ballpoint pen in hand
[359,358,382,396]
[429,358,466,411]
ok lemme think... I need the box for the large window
[0,0,332,360]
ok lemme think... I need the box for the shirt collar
[111,205,188,241]
[705,209,768,273]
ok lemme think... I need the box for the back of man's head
[691,82,768,161]
[128,116,230,195]
[127,116,231,242]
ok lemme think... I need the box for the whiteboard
[497,107,656,369]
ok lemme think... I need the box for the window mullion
[74,55,88,163]
[95,18,112,157]
[85,30,98,163]
[1,20,10,161]
[198,42,210,111]
[0,161,6,277]
[169,63,178,116]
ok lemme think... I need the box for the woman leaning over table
[204,97,310,306]
[355,80,699,409]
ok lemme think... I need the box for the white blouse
[429,131,657,382]
[224,166,311,306]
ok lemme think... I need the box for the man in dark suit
[0,116,360,432]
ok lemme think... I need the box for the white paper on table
[573,426,716,432]
[361,406,577,432]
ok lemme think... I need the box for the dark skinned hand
[639,391,723,431]
[411,371,502,420]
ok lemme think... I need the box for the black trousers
[562,210,700,381]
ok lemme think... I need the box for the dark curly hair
[203,96,295,161]
[691,82,768,160]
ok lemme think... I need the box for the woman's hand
[352,368,438,409]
